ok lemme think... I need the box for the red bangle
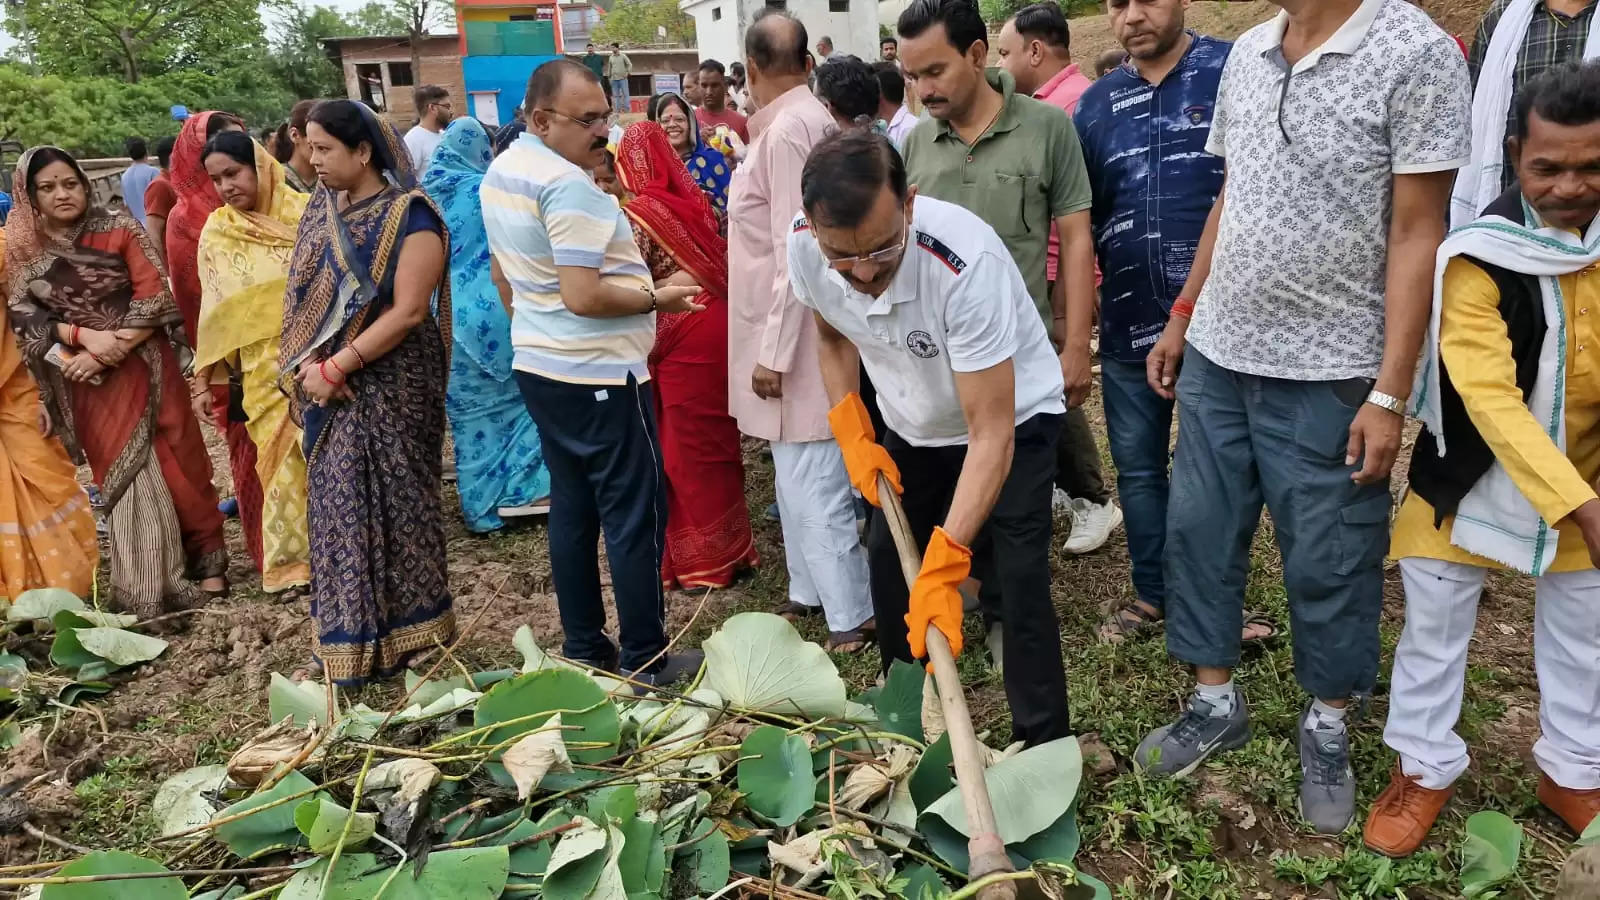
[319,360,344,386]
[70,324,80,346]
[1170,297,1196,319]
[327,356,348,380]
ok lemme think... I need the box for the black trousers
[866,413,1071,745]
[515,371,669,672]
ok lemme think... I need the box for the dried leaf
[228,719,317,786]
[981,740,1026,768]
[837,762,893,811]
[365,759,441,804]
[501,713,574,800]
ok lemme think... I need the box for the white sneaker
[498,499,553,517]
[1050,487,1074,516]
[1063,497,1122,555]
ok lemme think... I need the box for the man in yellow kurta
[1365,60,1600,858]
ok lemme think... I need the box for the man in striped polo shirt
[482,58,705,688]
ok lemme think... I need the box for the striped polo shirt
[481,132,653,385]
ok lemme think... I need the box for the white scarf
[1410,202,1600,575]
[1449,0,1600,229]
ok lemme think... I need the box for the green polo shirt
[902,69,1091,325]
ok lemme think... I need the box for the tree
[382,0,455,91]
[270,4,357,99]
[4,0,269,82]
[591,0,695,47]
[349,0,409,35]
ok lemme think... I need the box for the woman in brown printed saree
[4,147,227,615]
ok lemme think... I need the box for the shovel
[876,473,1019,900]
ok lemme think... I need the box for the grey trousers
[1164,347,1391,699]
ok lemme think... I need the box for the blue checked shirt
[1073,34,1229,362]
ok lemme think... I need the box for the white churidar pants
[1385,556,1600,791]
[770,439,873,633]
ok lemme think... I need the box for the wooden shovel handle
[876,474,1018,899]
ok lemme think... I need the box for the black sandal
[774,600,821,623]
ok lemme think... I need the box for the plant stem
[945,870,1039,900]
[317,748,376,899]
[0,865,297,886]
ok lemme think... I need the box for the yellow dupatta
[194,141,308,369]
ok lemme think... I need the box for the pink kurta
[726,84,835,443]
[1035,63,1094,284]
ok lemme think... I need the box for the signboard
[652,72,681,96]
[470,91,501,128]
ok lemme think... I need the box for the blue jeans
[611,78,631,112]
[1101,358,1173,611]
[1165,347,1390,699]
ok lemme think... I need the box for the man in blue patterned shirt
[1072,0,1230,645]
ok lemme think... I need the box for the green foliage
[976,0,1098,30]
[591,0,696,47]
[4,0,267,82]
[1461,810,1523,897]
[0,63,294,158]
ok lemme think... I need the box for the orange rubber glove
[827,392,902,507]
[906,527,971,660]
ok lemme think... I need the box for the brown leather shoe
[1363,764,1454,858]
[1538,773,1600,835]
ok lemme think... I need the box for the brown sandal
[825,619,875,654]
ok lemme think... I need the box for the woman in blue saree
[280,100,454,685]
[420,118,550,532]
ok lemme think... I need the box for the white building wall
[683,0,881,67]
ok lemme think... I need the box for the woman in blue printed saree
[419,118,550,532]
[281,100,454,685]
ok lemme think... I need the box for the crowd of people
[0,0,1597,857]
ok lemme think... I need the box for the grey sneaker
[1134,688,1250,777]
[622,649,705,690]
[1299,703,1356,834]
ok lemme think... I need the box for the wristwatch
[641,286,657,314]
[1365,389,1405,415]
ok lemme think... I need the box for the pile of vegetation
[1,605,1110,899]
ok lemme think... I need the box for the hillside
[1066,0,1495,64]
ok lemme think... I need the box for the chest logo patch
[1185,105,1209,125]
[905,330,940,359]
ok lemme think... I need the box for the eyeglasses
[542,108,612,131]
[820,234,908,269]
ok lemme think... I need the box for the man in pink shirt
[695,59,751,143]
[728,9,874,649]
[995,0,1122,555]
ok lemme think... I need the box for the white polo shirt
[1184,0,1471,381]
[788,196,1066,448]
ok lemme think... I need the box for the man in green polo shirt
[898,0,1120,579]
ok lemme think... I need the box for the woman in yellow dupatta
[0,229,98,600]
[191,132,311,593]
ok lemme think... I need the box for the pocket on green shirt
[990,172,1045,240]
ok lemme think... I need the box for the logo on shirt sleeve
[915,231,967,275]
[905,330,941,359]
[792,215,810,233]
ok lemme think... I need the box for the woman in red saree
[5,147,226,615]
[169,110,266,574]
[614,122,757,590]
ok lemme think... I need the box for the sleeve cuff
[1393,156,1471,175]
